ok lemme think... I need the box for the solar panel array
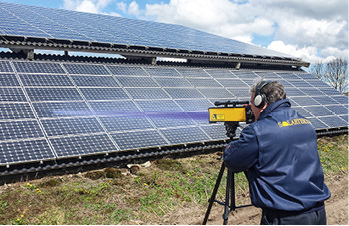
[0,1,294,59]
[0,59,347,167]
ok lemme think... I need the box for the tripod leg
[231,171,236,211]
[223,168,232,225]
[203,162,226,225]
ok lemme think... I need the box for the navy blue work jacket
[223,99,330,211]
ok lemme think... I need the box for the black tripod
[203,121,252,225]
[202,161,252,225]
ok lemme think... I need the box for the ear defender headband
[253,81,270,108]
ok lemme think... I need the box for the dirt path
[167,173,348,225]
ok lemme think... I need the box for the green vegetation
[0,134,347,225]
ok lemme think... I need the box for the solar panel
[116,76,158,87]
[161,127,210,144]
[20,74,73,87]
[50,134,117,158]
[0,2,297,60]
[72,75,120,87]
[111,130,168,150]
[0,59,347,170]
[0,139,55,165]
[0,103,35,119]
[41,117,104,136]
[0,87,26,102]
[0,120,44,141]
[26,87,83,101]
[0,73,20,86]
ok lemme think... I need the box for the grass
[0,134,347,225]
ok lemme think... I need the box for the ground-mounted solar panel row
[0,2,292,59]
[0,60,347,167]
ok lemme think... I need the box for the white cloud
[145,0,276,42]
[143,0,348,63]
[117,2,127,14]
[128,1,142,16]
[63,0,112,13]
[62,0,348,63]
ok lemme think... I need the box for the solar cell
[13,62,65,74]
[154,77,192,87]
[319,116,347,128]
[177,68,210,77]
[89,100,140,116]
[304,106,334,117]
[50,134,117,158]
[320,88,344,96]
[305,80,331,88]
[33,101,92,118]
[326,105,348,115]
[312,96,338,105]
[41,117,104,136]
[0,120,44,141]
[232,71,259,79]
[300,88,326,96]
[20,74,74,87]
[0,87,27,102]
[216,79,249,88]
[290,96,319,106]
[187,78,222,87]
[0,73,19,86]
[126,88,170,99]
[144,67,181,77]
[26,87,83,101]
[136,100,182,112]
[175,99,214,111]
[146,112,195,128]
[108,66,148,76]
[80,88,129,100]
[160,127,210,144]
[226,88,249,99]
[201,124,228,140]
[308,117,327,130]
[275,72,300,80]
[63,63,109,75]
[284,87,305,97]
[288,80,313,88]
[205,69,236,78]
[255,72,281,80]
[330,95,348,105]
[116,76,158,87]
[0,103,35,119]
[292,107,313,118]
[0,139,55,165]
[164,88,204,99]
[0,61,14,72]
[198,88,233,99]
[100,115,154,132]
[72,75,119,87]
[112,130,168,150]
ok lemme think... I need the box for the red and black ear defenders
[253,81,271,108]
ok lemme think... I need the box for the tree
[310,58,348,93]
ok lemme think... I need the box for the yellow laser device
[209,107,247,123]
[208,100,254,124]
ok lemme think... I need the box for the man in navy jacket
[223,80,330,224]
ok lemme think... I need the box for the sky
[0,0,348,67]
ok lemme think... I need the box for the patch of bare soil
[168,173,348,225]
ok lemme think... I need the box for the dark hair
[250,80,286,104]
